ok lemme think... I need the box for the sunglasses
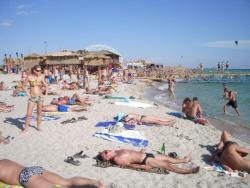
[36,69,41,72]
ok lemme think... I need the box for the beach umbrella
[21,53,23,58]
[9,54,11,58]
[235,41,238,46]
[16,52,18,58]
[4,54,7,58]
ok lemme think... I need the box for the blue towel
[94,129,148,147]
[96,121,135,130]
[168,112,184,118]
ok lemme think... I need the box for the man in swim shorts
[224,89,240,117]
[0,159,103,188]
[42,105,86,112]
[97,149,200,174]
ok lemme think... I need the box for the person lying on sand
[0,159,103,188]
[97,149,200,174]
[0,103,14,113]
[123,114,176,126]
[62,81,79,90]
[85,88,111,95]
[184,97,209,125]
[0,81,5,90]
[13,81,27,96]
[42,104,86,112]
[210,130,250,173]
[51,93,92,106]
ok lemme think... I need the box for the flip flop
[78,116,88,121]
[73,151,89,158]
[64,156,80,166]
[61,118,77,124]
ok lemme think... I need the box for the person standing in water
[167,76,176,100]
[23,65,47,132]
[223,88,240,117]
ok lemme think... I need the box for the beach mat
[94,129,148,147]
[95,160,169,174]
[19,115,61,122]
[0,182,61,188]
[167,112,184,118]
[96,121,135,130]
[114,101,154,109]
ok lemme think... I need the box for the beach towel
[0,182,61,188]
[167,112,184,118]
[94,129,148,147]
[19,115,61,122]
[114,101,154,109]
[96,121,135,130]
[203,163,247,179]
[95,159,169,174]
[104,95,135,102]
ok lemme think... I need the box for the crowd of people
[0,63,248,188]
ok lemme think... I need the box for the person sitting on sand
[223,89,240,117]
[122,114,176,126]
[97,149,200,174]
[51,93,92,106]
[42,104,86,112]
[185,97,208,125]
[0,159,103,188]
[210,130,250,173]
[182,97,191,114]
[13,81,26,96]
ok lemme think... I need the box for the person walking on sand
[167,76,176,100]
[0,159,104,188]
[23,65,47,132]
[223,89,240,117]
[97,149,200,174]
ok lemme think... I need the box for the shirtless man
[0,159,103,188]
[42,104,86,112]
[211,131,250,173]
[224,89,240,117]
[123,114,176,126]
[97,149,200,174]
[185,97,208,125]
[167,76,175,100]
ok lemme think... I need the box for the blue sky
[0,0,250,68]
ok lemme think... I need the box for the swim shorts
[227,100,238,109]
[58,105,69,112]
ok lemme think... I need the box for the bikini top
[29,79,41,87]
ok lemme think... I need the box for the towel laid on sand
[96,121,135,130]
[95,159,169,174]
[203,163,247,179]
[114,101,154,109]
[167,112,184,118]
[19,115,61,122]
[94,128,148,147]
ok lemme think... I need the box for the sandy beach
[0,73,250,188]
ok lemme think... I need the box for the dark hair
[96,153,104,161]
[183,97,191,103]
[193,97,198,101]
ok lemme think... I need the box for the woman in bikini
[23,65,47,132]
[123,114,176,126]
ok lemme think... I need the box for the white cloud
[17,5,26,9]
[0,19,13,27]
[202,40,250,48]
[16,4,38,16]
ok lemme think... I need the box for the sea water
[145,71,250,143]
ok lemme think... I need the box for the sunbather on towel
[51,93,92,106]
[97,149,200,174]
[42,105,86,112]
[0,159,103,188]
[123,113,176,126]
[210,130,250,173]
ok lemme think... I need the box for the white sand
[0,73,249,188]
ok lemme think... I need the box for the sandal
[64,156,80,166]
[73,151,89,158]
[61,118,77,124]
[78,116,88,121]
